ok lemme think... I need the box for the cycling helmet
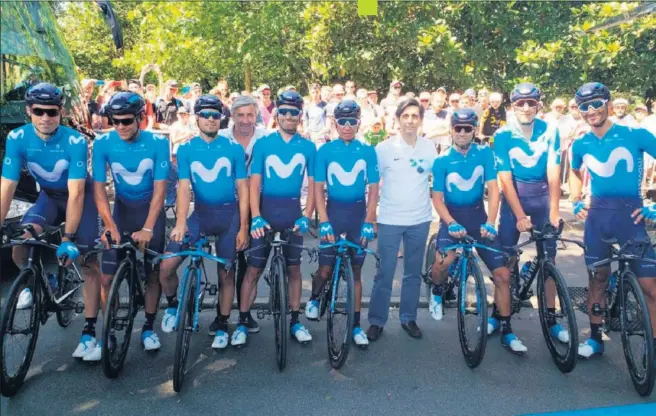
[106,92,145,116]
[334,100,361,119]
[510,83,541,103]
[25,82,64,107]
[194,94,223,114]
[276,90,303,110]
[451,108,478,127]
[575,82,611,105]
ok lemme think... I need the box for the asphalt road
[2,200,655,415]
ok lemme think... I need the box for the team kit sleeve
[68,134,89,180]
[1,128,25,181]
[313,146,327,183]
[91,138,107,182]
[234,143,247,180]
[366,145,380,184]
[249,139,265,176]
[570,139,583,171]
[431,156,446,193]
[154,137,171,180]
[305,142,316,178]
[547,126,561,167]
[493,131,511,172]
[483,147,497,181]
[638,128,656,159]
[176,143,191,180]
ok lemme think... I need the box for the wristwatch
[63,232,77,242]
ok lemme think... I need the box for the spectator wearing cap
[479,92,506,147]
[634,103,648,125]
[185,82,202,116]
[345,80,357,99]
[461,88,476,108]
[478,88,490,112]
[610,98,638,127]
[155,80,185,127]
[257,84,275,128]
[435,86,447,101]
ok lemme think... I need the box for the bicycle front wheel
[619,271,655,397]
[56,264,82,328]
[173,266,197,393]
[327,258,355,369]
[537,261,578,374]
[457,258,487,368]
[423,233,439,304]
[271,256,288,372]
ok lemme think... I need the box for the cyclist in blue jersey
[569,82,656,358]
[91,92,170,360]
[304,100,380,347]
[0,83,102,360]
[157,95,250,349]
[233,91,316,346]
[493,83,568,345]
[430,109,526,352]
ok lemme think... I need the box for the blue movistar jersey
[314,138,379,203]
[493,118,560,182]
[92,130,170,203]
[571,124,656,199]
[250,131,316,198]
[177,135,246,205]
[432,144,496,206]
[2,124,88,190]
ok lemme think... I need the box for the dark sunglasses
[111,117,137,126]
[278,108,302,117]
[198,110,223,120]
[336,118,360,127]
[31,107,60,117]
[454,125,474,133]
[578,99,607,113]
[420,99,430,103]
[513,99,539,108]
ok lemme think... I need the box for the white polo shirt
[219,125,269,176]
[376,135,438,226]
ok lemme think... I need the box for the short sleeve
[483,147,497,182]
[1,128,25,181]
[250,139,265,176]
[92,137,107,182]
[305,143,316,178]
[314,146,327,183]
[570,139,583,170]
[638,128,656,159]
[67,134,88,180]
[547,127,561,167]
[177,143,191,180]
[375,142,387,177]
[233,143,247,180]
[493,130,511,172]
[154,136,170,181]
[431,156,446,193]
[366,145,380,184]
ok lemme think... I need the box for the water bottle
[47,273,58,292]
[608,271,618,294]
[519,260,535,284]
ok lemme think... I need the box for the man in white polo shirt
[367,98,438,341]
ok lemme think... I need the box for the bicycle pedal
[208,284,218,296]
[74,302,84,314]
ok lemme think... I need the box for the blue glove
[448,222,466,235]
[250,216,270,234]
[572,200,586,216]
[360,222,375,241]
[641,204,656,221]
[57,241,80,262]
[480,223,497,240]
[319,222,334,240]
[294,216,310,234]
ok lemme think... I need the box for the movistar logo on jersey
[8,129,25,140]
[265,154,305,179]
[27,159,69,182]
[111,159,154,186]
[190,158,232,183]
[68,135,86,145]
[509,140,547,169]
[327,160,366,186]
[446,165,484,192]
[583,147,634,178]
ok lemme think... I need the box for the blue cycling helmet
[451,108,478,127]
[510,83,541,103]
[194,94,223,114]
[276,90,303,110]
[334,100,361,119]
[25,82,63,107]
[575,82,611,105]
[106,92,145,116]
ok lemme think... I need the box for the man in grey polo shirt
[368,98,438,341]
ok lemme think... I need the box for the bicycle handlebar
[318,235,380,267]
[83,231,160,265]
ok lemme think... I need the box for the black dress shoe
[401,321,422,339]
[366,325,383,342]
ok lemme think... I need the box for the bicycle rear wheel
[271,257,288,372]
[173,266,197,393]
[619,271,654,397]
[327,258,355,369]
[423,233,438,303]
[1,269,41,397]
[457,259,487,368]
[102,262,136,379]
[537,262,578,373]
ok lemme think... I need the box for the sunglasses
[278,108,302,117]
[514,99,539,108]
[453,125,474,133]
[578,99,607,113]
[31,107,60,117]
[111,117,137,126]
[420,99,430,103]
[336,118,360,127]
[198,110,223,120]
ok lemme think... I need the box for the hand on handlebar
[101,227,120,249]
[516,217,533,233]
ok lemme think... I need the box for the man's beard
[454,136,473,150]
[200,126,218,138]
[281,125,297,135]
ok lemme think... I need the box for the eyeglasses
[111,117,137,126]
[453,125,474,133]
[578,99,607,113]
[513,99,539,108]
[278,108,301,117]
[31,107,60,117]
[450,99,460,103]
[198,110,223,120]
[336,118,360,127]
[420,99,430,103]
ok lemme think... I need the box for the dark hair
[310,83,320,91]
[128,79,141,87]
[395,98,424,119]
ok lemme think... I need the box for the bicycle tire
[102,262,135,379]
[457,258,487,368]
[327,258,355,369]
[173,266,197,393]
[537,262,578,374]
[271,256,288,372]
[56,264,82,328]
[423,233,439,303]
[0,268,41,397]
[619,270,655,397]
